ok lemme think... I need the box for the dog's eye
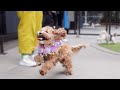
[46,31,48,33]
[61,35,65,37]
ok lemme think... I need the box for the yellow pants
[17,11,43,54]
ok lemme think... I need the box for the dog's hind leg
[60,58,72,75]
[65,60,72,75]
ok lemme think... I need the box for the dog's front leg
[34,55,44,65]
[39,55,58,76]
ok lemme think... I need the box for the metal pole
[115,11,119,29]
[76,11,80,37]
[0,11,6,55]
[83,11,89,26]
[106,11,109,32]
[79,11,82,35]
[0,35,4,54]
[78,11,80,35]
[74,11,77,34]
[108,11,112,35]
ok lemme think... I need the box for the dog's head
[53,28,67,41]
[37,26,55,45]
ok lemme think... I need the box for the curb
[90,43,120,55]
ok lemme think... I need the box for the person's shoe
[19,55,37,67]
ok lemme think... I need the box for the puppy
[34,26,88,76]
[97,31,117,44]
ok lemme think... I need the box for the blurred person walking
[17,11,43,67]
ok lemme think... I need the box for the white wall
[68,11,74,22]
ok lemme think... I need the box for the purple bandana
[34,40,64,56]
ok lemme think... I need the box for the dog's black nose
[39,32,42,35]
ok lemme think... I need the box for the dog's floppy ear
[62,31,67,38]
[52,29,58,34]
[52,30,56,34]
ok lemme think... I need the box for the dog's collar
[37,40,63,56]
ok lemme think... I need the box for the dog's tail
[71,44,89,53]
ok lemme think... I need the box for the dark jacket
[42,11,54,27]
[56,11,64,15]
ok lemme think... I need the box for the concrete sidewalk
[0,35,120,79]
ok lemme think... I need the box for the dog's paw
[65,71,72,75]
[39,70,46,76]
[37,62,41,66]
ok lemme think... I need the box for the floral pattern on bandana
[34,40,64,56]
